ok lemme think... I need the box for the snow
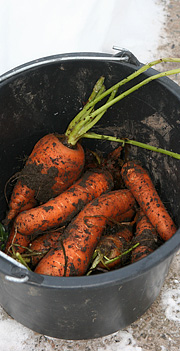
[0,0,179,350]
[161,286,180,323]
[0,309,36,351]
[0,0,166,75]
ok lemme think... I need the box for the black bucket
[0,52,180,340]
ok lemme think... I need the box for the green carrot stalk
[103,242,139,266]
[65,76,105,137]
[82,67,180,123]
[81,57,180,112]
[83,132,180,160]
[15,252,32,271]
[87,242,139,275]
[65,58,180,145]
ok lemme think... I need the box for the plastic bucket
[0,52,180,340]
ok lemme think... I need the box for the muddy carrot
[134,209,159,248]
[4,133,85,226]
[34,189,136,277]
[107,208,135,226]
[95,225,133,269]
[4,225,33,255]
[14,169,113,236]
[4,76,116,226]
[29,230,64,266]
[131,245,154,263]
[131,210,159,264]
[85,145,123,189]
[4,184,37,227]
[121,161,177,241]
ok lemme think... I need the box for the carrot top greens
[65,57,180,159]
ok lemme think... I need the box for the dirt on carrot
[121,160,177,241]
[4,133,85,227]
[131,245,154,263]
[34,189,136,277]
[94,224,133,270]
[5,224,34,255]
[14,169,113,237]
[3,76,113,227]
[29,229,64,267]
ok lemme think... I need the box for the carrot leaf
[15,252,32,271]
[103,242,140,266]
[82,132,180,160]
[65,57,180,159]
[86,251,108,276]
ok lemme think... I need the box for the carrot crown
[65,57,180,159]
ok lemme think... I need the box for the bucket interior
[0,58,180,229]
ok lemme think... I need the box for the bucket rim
[0,51,131,82]
[35,227,180,288]
[2,227,179,289]
[1,51,180,97]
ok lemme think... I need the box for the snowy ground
[0,0,180,350]
[0,0,166,74]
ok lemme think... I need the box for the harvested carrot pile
[1,57,180,276]
[1,146,177,277]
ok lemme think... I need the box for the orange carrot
[131,245,154,263]
[4,76,110,226]
[121,161,177,241]
[108,208,135,226]
[4,184,37,227]
[4,225,33,255]
[103,145,123,189]
[35,189,136,277]
[29,230,64,266]
[131,210,159,264]
[84,145,123,189]
[96,225,133,269]
[135,210,157,235]
[134,210,159,244]
[4,133,85,226]
[14,169,113,236]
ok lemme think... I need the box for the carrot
[3,75,117,226]
[4,76,116,226]
[35,189,136,277]
[102,146,123,190]
[130,210,159,264]
[109,224,133,242]
[108,208,135,225]
[29,230,64,267]
[121,161,177,241]
[131,246,154,263]
[4,184,37,227]
[84,145,123,189]
[95,225,133,269]
[14,169,113,236]
[134,209,158,246]
[130,203,171,264]
[4,133,85,226]
[4,225,33,255]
